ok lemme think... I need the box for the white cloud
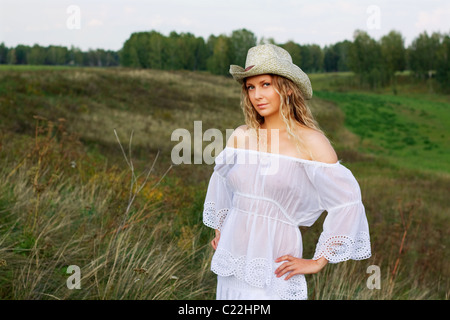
[179,17,197,27]
[87,19,103,27]
[124,6,136,15]
[415,5,450,32]
[149,15,165,28]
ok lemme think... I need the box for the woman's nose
[254,87,263,99]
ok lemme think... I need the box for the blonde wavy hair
[240,74,323,159]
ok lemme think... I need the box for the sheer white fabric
[203,146,371,300]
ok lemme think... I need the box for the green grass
[314,90,450,174]
[0,66,448,300]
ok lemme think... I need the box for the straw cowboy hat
[229,44,313,100]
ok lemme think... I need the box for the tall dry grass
[0,118,215,299]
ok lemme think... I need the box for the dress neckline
[224,146,341,167]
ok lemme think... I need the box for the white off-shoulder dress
[203,146,371,300]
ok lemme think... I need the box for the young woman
[203,44,371,300]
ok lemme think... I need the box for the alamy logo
[366,265,381,289]
[366,5,381,30]
[66,265,81,289]
[66,5,81,30]
[170,122,281,175]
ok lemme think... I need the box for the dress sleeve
[202,148,234,231]
[311,164,371,263]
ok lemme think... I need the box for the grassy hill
[310,72,450,174]
[0,66,448,299]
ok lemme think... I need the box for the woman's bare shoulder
[298,126,338,164]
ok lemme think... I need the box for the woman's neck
[260,115,287,133]
[258,116,290,152]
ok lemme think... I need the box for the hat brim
[229,59,313,100]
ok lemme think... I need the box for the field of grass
[314,90,450,174]
[0,65,448,300]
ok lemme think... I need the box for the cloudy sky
[1,0,449,51]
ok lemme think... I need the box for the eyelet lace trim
[313,231,371,263]
[211,248,308,300]
[203,201,229,230]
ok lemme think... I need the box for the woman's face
[245,74,281,119]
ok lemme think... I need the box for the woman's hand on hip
[274,255,328,280]
[211,229,220,250]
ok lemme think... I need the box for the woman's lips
[257,103,268,108]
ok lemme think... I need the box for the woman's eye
[247,86,254,90]
[263,82,270,87]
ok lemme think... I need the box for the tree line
[1,28,449,91]
[118,29,331,74]
[349,29,450,91]
[0,44,119,67]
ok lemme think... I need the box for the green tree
[408,31,441,79]
[323,41,351,72]
[380,30,406,92]
[45,45,68,65]
[14,45,29,64]
[435,32,450,92]
[281,41,302,68]
[309,44,324,72]
[164,31,183,70]
[135,32,151,68]
[127,47,140,68]
[192,36,208,71]
[68,46,84,66]
[297,44,324,72]
[120,34,140,67]
[324,44,339,72]
[299,45,312,72]
[6,48,16,64]
[206,34,217,58]
[207,35,233,76]
[177,32,199,70]
[104,50,119,66]
[335,40,351,71]
[348,30,384,88]
[27,44,46,65]
[380,30,406,74]
[0,42,9,64]
[147,31,165,69]
[230,29,257,67]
